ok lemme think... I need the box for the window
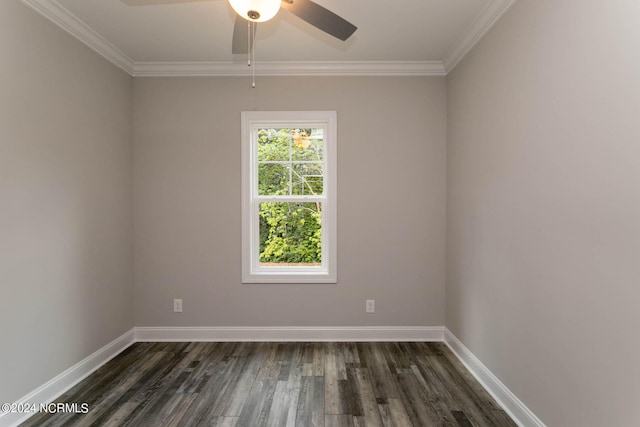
[241,111,337,283]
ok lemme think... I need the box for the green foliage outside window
[257,129,324,265]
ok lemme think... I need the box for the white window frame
[241,111,337,284]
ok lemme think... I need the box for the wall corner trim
[442,0,517,73]
[0,329,135,427]
[444,328,546,427]
[19,0,135,74]
[134,326,445,342]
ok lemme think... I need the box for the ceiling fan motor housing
[228,0,281,23]
[230,0,358,55]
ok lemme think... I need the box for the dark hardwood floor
[21,342,516,427]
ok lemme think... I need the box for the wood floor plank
[162,393,198,427]
[179,342,227,394]
[325,414,355,427]
[84,350,171,425]
[412,354,462,412]
[410,364,458,424]
[427,352,514,427]
[360,343,400,400]
[382,342,412,374]
[218,417,239,427]
[275,343,295,382]
[324,342,341,415]
[338,368,364,417]
[217,342,269,417]
[396,371,442,426]
[296,376,325,427]
[120,349,195,424]
[353,367,383,427]
[452,410,475,427]
[264,380,291,426]
[100,402,140,427]
[339,342,360,365]
[90,348,189,426]
[285,371,303,426]
[312,343,325,377]
[204,416,239,426]
[184,355,242,425]
[20,342,517,427]
[236,380,277,426]
[256,343,281,381]
[129,369,192,425]
[380,398,412,427]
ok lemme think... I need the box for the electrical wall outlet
[366,299,375,313]
[173,299,183,313]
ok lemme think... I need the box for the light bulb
[229,0,281,23]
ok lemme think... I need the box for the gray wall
[11,1,640,423]
[0,1,134,404]
[446,1,640,426]
[133,76,447,327]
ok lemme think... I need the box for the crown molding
[443,0,517,73]
[19,0,135,74]
[20,0,512,77]
[132,60,446,77]
[18,0,445,78]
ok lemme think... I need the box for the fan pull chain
[251,21,256,88]
[246,21,256,88]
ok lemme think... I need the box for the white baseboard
[134,326,444,342]
[0,329,135,427]
[5,326,546,427]
[443,328,546,427]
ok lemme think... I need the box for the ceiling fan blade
[280,0,356,41]
[232,15,254,54]
[121,0,212,6]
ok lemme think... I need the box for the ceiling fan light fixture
[229,0,281,23]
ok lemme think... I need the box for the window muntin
[241,112,336,283]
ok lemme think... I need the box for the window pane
[259,202,322,266]
[258,129,290,162]
[292,129,324,161]
[292,162,324,195]
[258,128,325,196]
[258,163,289,195]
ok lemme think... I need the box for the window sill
[242,271,337,284]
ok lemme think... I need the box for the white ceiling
[20,0,516,76]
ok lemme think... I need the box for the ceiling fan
[121,0,357,54]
